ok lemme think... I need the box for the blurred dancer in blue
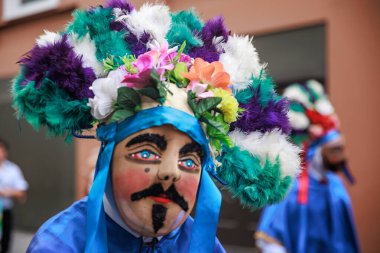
[11,1,301,252]
[0,138,28,253]
[256,80,360,253]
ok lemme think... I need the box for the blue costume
[28,198,225,253]
[256,80,360,253]
[257,173,360,253]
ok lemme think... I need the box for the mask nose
[157,159,181,190]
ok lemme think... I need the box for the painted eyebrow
[126,133,167,151]
[179,142,204,162]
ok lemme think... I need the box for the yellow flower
[212,88,239,123]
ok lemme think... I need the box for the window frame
[2,0,60,21]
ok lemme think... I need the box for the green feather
[66,7,130,63]
[12,69,93,139]
[217,146,292,209]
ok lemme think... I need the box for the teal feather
[12,69,93,139]
[235,71,281,106]
[171,9,203,32]
[217,146,292,209]
[66,7,130,64]
[167,10,203,52]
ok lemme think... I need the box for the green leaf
[138,87,161,100]
[201,116,226,134]
[173,41,187,64]
[109,109,135,123]
[117,87,141,109]
[150,69,161,86]
[187,91,198,117]
[196,97,222,116]
[103,56,119,71]
[172,62,189,87]
[120,55,137,74]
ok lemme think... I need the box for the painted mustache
[131,183,189,212]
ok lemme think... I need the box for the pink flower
[122,69,152,89]
[133,54,155,73]
[187,81,214,99]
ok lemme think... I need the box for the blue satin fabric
[257,173,360,253]
[28,198,226,253]
[86,106,221,253]
[306,130,340,162]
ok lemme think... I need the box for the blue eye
[141,150,151,158]
[130,150,160,161]
[178,159,197,170]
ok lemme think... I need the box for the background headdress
[283,79,338,146]
[12,0,301,251]
[283,80,354,203]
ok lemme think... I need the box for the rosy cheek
[113,169,152,200]
[175,175,200,205]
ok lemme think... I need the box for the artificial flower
[182,58,231,91]
[212,88,239,123]
[88,70,123,120]
[123,40,181,87]
[187,81,214,99]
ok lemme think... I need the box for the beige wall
[1,0,379,251]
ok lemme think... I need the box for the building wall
[167,1,380,252]
[1,0,379,251]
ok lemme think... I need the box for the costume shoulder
[160,216,226,253]
[27,198,87,253]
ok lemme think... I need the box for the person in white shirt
[0,138,28,253]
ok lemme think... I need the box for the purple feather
[19,34,96,99]
[105,0,134,12]
[188,16,229,62]
[125,32,151,56]
[231,92,291,134]
[110,19,151,57]
[201,16,229,44]
[110,20,125,31]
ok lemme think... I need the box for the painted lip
[149,194,172,204]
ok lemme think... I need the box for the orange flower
[182,58,231,91]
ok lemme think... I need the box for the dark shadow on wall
[217,24,326,249]
[0,78,75,231]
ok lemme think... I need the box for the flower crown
[12,0,300,208]
[90,40,240,153]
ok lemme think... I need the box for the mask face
[321,136,346,172]
[111,125,203,237]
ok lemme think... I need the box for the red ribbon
[297,143,309,204]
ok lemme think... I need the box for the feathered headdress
[283,79,338,146]
[12,1,300,251]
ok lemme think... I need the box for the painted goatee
[152,204,167,233]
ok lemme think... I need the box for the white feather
[36,30,62,47]
[315,99,334,115]
[283,85,313,108]
[117,3,171,45]
[229,129,301,179]
[67,33,105,77]
[288,110,310,130]
[307,79,324,95]
[219,35,262,90]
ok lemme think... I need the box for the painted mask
[112,125,203,236]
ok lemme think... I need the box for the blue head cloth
[306,130,341,162]
[85,106,222,253]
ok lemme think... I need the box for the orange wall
[1,0,379,251]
